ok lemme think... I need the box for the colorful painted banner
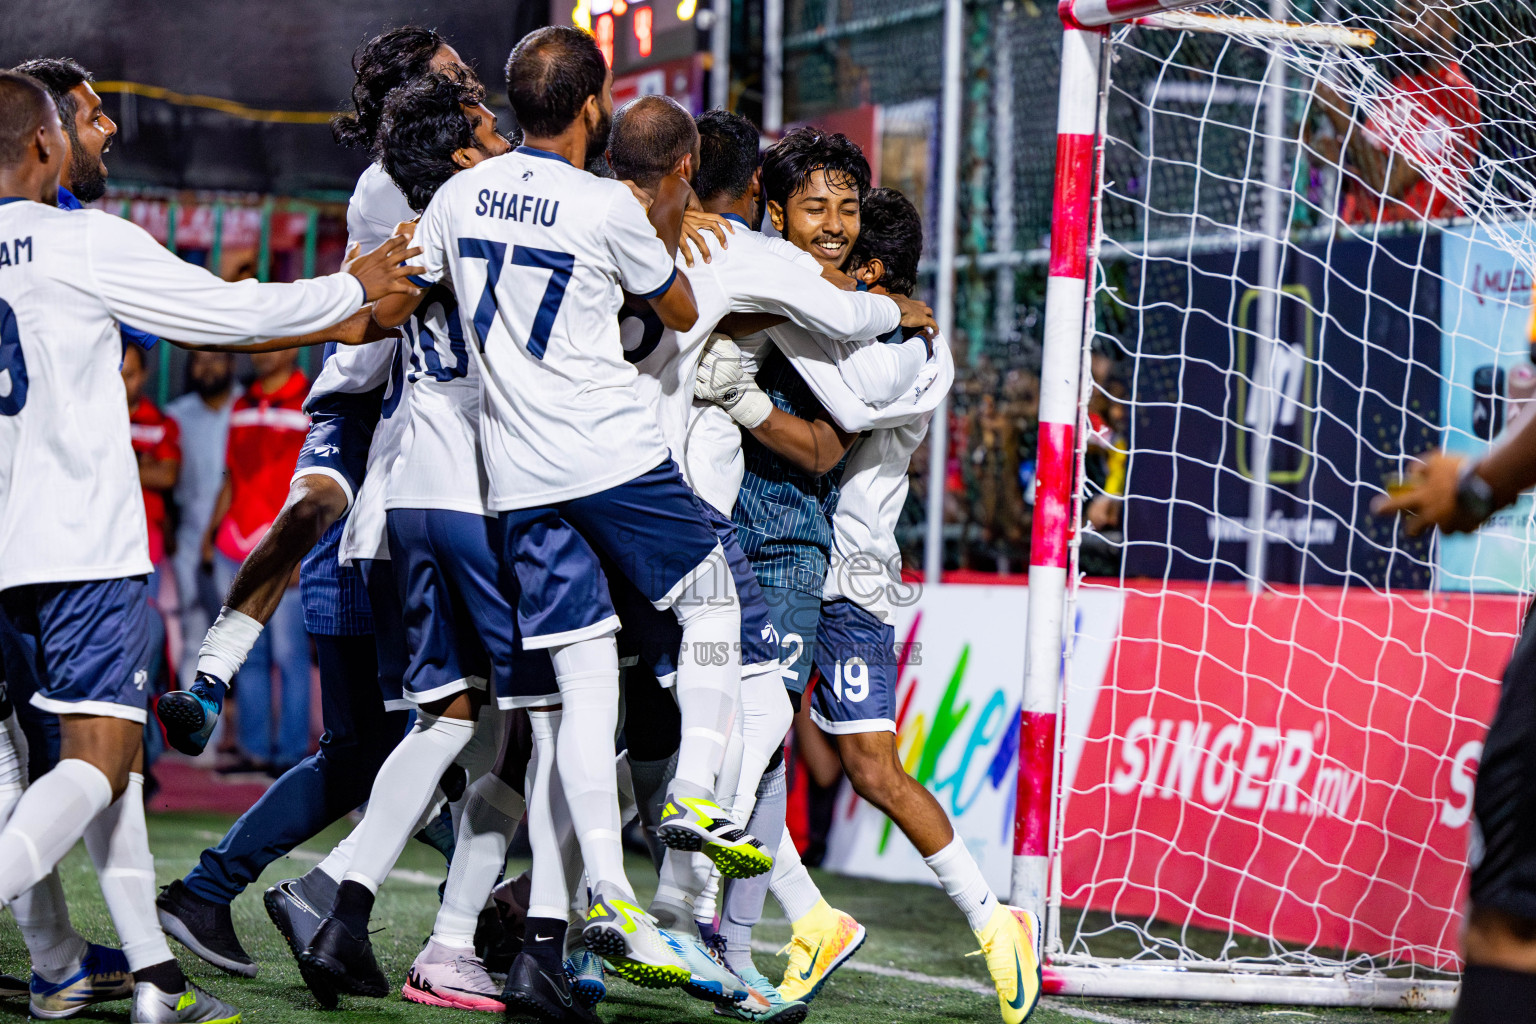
[1438,222,1536,592]
[819,584,1124,895]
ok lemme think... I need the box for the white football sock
[770,827,823,924]
[730,675,793,821]
[651,849,710,933]
[667,546,741,798]
[716,714,746,820]
[0,759,112,905]
[615,751,639,829]
[15,872,87,982]
[550,637,631,899]
[83,773,174,970]
[0,716,87,979]
[434,772,524,949]
[924,835,998,931]
[526,710,571,921]
[314,825,358,884]
[342,713,476,892]
[449,704,506,836]
[197,607,264,684]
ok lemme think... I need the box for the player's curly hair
[10,57,89,131]
[847,187,923,297]
[695,108,760,205]
[760,125,870,212]
[333,25,448,150]
[377,70,504,212]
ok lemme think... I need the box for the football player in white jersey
[700,189,1044,1023]
[398,24,771,983]
[0,72,421,1023]
[156,24,466,760]
[152,30,482,988]
[281,69,538,1013]
[370,71,625,1021]
[604,99,939,1015]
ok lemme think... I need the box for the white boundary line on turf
[748,941,1138,1023]
[246,841,1140,1024]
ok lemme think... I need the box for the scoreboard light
[595,12,615,66]
[634,5,653,56]
[552,0,699,75]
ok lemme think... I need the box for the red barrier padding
[1062,581,1521,969]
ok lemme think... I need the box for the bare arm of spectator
[138,450,179,492]
[1313,78,1425,202]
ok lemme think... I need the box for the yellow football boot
[970,904,1042,1023]
[775,900,866,1003]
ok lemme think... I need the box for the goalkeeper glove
[695,334,773,429]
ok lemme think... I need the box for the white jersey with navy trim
[413,146,679,510]
[297,162,416,503]
[628,219,902,515]
[821,338,954,623]
[383,282,490,516]
[348,161,417,252]
[0,199,364,592]
[316,164,417,563]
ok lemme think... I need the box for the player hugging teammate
[0,20,1039,1024]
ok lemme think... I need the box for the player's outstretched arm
[1375,403,1536,534]
[731,247,912,344]
[343,233,424,302]
[86,212,418,347]
[197,305,402,353]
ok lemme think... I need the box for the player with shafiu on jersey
[399,25,764,985]
[0,71,421,1024]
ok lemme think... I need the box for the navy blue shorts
[360,559,411,712]
[700,502,779,673]
[500,460,720,649]
[760,584,823,697]
[611,501,780,686]
[292,389,380,510]
[388,508,557,709]
[0,577,153,723]
[810,599,898,735]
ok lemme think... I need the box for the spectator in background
[1311,0,1481,224]
[167,352,239,686]
[1082,378,1130,577]
[122,344,181,594]
[122,345,180,774]
[205,351,311,775]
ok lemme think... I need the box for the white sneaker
[401,939,505,1012]
[582,893,691,990]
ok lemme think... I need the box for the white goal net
[1045,0,1536,1007]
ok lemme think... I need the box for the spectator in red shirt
[203,350,312,774]
[122,344,180,724]
[1313,0,1481,224]
[122,344,181,573]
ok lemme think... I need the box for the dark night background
[0,1,549,196]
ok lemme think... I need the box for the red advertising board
[1061,582,1520,969]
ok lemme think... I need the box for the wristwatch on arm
[1456,461,1497,526]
